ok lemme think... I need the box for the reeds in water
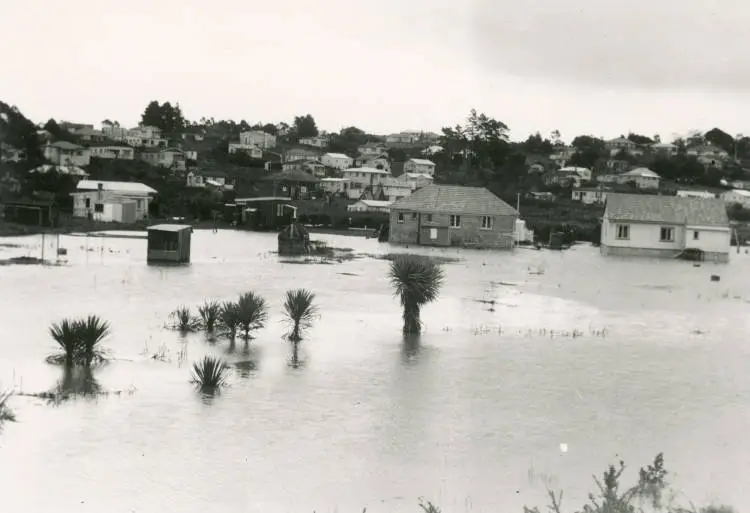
[237,292,268,340]
[282,289,317,343]
[47,315,111,366]
[190,356,230,393]
[0,390,15,424]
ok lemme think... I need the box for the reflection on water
[0,230,749,513]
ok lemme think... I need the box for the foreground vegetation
[47,315,111,366]
[0,390,15,427]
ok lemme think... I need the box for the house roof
[76,180,157,194]
[357,200,393,207]
[404,173,434,180]
[391,184,518,216]
[49,141,84,150]
[324,153,351,159]
[559,166,591,174]
[30,165,88,177]
[344,167,389,175]
[604,193,729,227]
[408,158,435,166]
[147,224,191,232]
[622,167,659,178]
[261,170,320,183]
[723,189,750,197]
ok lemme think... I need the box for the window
[450,215,461,228]
[616,224,629,239]
[429,228,438,240]
[426,214,433,222]
[411,213,417,220]
[693,230,699,240]
[397,212,404,223]
[481,216,493,229]
[85,198,91,208]
[276,204,285,216]
[94,203,104,213]
[660,227,675,242]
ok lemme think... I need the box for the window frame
[615,224,629,240]
[480,216,493,230]
[449,215,461,228]
[659,226,675,242]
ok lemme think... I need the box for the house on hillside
[239,130,276,149]
[342,167,390,188]
[261,170,320,200]
[282,159,326,178]
[389,184,518,249]
[186,169,233,190]
[285,148,320,162]
[386,133,419,145]
[71,180,157,222]
[347,200,393,213]
[358,142,388,156]
[319,177,351,196]
[0,143,25,163]
[69,126,105,142]
[403,158,436,176]
[398,172,434,191]
[354,154,390,171]
[600,193,730,262]
[299,136,328,148]
[140,147,186,171]
[126,125,166,148]
[43,141,90,167]
[616,167,660,189]
[687,145,730,169]
[676,190,717,199]
[606,136,638,156]
[228,141,263,158]
[550,146,576,167]
[381,178,412,201]
[89,144,135,160]
[422,145,443,156]
[321,153,353,170]
[720,189,750,208]
[571,186,610,205]
[651,142,679,156]
[101,120,128,139]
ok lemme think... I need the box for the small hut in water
[147,224,192,264]
[278,223,311,255]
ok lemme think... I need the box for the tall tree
[293,114,319,138]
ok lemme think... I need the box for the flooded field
[1,230,749,513]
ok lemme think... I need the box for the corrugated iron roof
[390,184,518,216]
[76,180,157,194]
[604,193,729,226]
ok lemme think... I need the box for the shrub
[190,356,230,393]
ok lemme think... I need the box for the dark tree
[293,114,319,138]
[522,132,554,155]
[627,133,653,145]
[704,128,734,154]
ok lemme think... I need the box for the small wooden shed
[146,224,192,263]
[278,223,310,255]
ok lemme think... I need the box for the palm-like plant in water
[170,306,199,332]
[198,300,221,333]
[237,292,268,340]
[282,289,317,343]
[218,301,241,340]
[389,256,444,335]
[48,318,80,366]
[0,390,15,424]
[190,356,230,393]
[77,315,110,366]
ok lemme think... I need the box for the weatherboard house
[388,184,518,249]
[600,193,731,262]
[71,180,157,222]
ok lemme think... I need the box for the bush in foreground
[388,255,444,335]
[190,356,230,394]
[47,315,111,366]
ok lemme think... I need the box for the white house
[321,153,353,170]
[285,148,320,162]
[558,166,592,182]
[347,200,393,213]
[422,145,444,156]
[342,167,391,188]
[720,189,750,208]
[571,186,609,204]
[319,177,351,195]
[600,193,730,262]
[381,178,413,201]
[140,147,186,171]
[651,142,678,156]
[88,145,135,160]
[125,125,166,148]
[404,158,436,176]
[239,130,276,149]
[355,155,390,171]
[228,142,263,158]
[385,133,418,144]
[617,168,660,189]
[606,136,638,156]
[299,136,328,148]
[358,142,388,156]
[397,172,434,190]
[73,180,157,221]
[43,141,90,167]
[186,170,232,190]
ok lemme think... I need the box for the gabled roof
[407,158,435,166]
[622,167,659,178]
[357,200,393,207]
[76,180,157,194]
[604,193,729,227]
[343,166,389,175]
[391,184,518,216]
[324,153,351,159]
[49,141,84,150]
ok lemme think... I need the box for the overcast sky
[2,0,748,142]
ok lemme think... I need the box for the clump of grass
[198,300,222,332]
[169,306,200,332]
[190,356,230,394]
[46,315,111,366]
[237,292,268,340]
[218,301,241,340]
[0,390,16,424]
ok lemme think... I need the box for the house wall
[44,146,91,166]
[404,160,435,176]
[90,146,135,160]
[720,191,750,208]
[229,143,263,158]
[343,170,390,187]
[73,190,151,221]
[684,225,731,254]
[389,210,516,249]
[239,131,276,149]
[321,155,353,169]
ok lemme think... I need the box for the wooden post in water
[41,232,45,262]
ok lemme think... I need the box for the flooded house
[71,180,156,222]
[600,193,731,262]
[232,196,296,230]
[260,170,320,200]
[0,194,57,227]
[388,184,518,249]
[146,224,192,264]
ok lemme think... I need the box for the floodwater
[1,230,749,513]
